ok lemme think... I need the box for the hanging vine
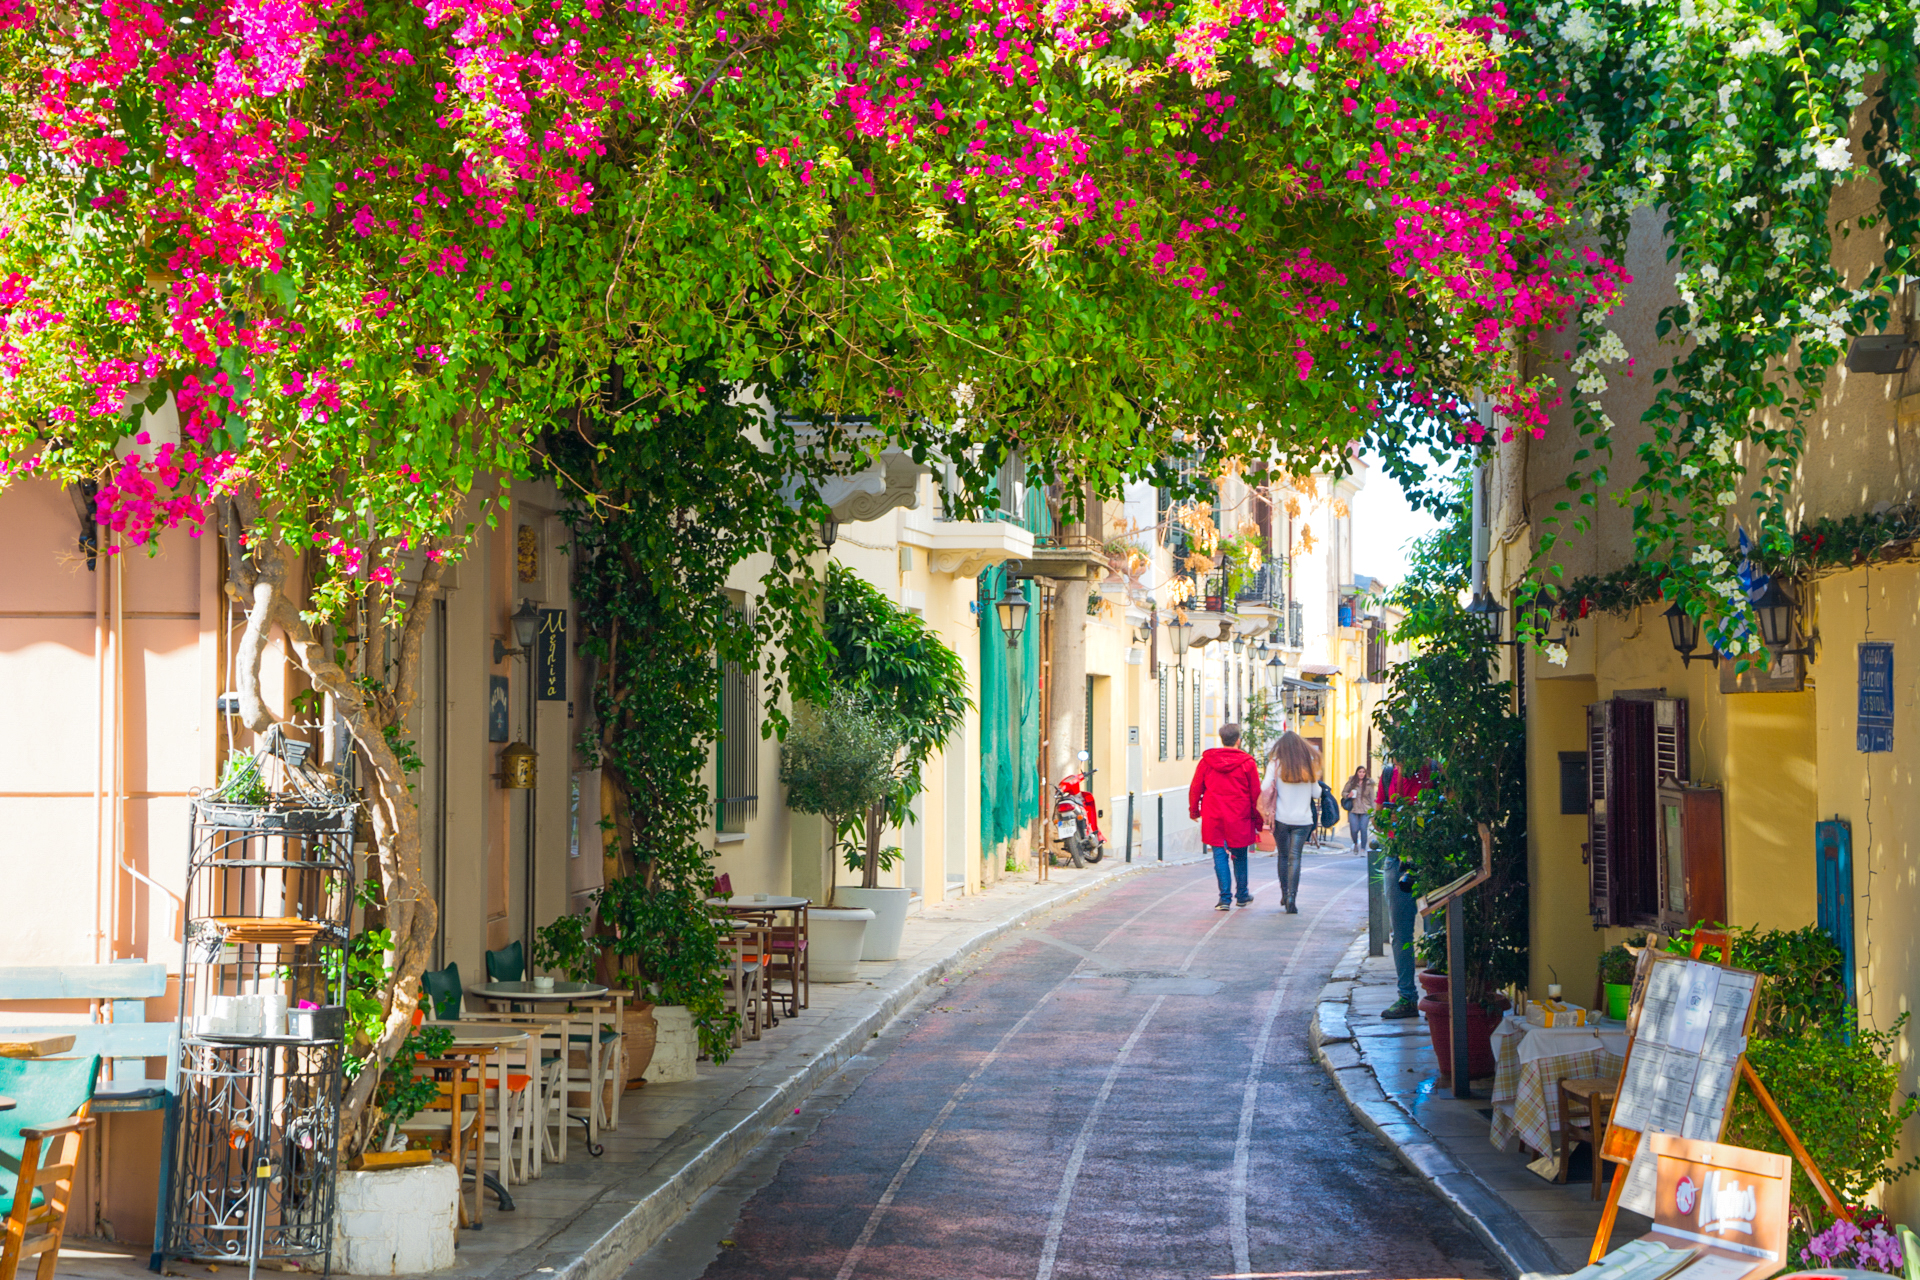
[1510,0,1920,653]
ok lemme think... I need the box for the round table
[706,895,808,911]
[467,980,610,1004]
[0,1096,13,1112]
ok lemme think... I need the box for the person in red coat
[1189,723,1263,910]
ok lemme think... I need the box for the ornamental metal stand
[163,732,354,1279]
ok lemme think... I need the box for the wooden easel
[1588,930,1850,1264]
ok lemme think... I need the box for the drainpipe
[1469,449,1490,601]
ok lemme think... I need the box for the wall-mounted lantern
[494,598,542,663]
[1752,578,1814,659]
[1663,600,1717,667]
[995,579,1029,648]
[499,740,537,789]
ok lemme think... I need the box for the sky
[1351,450,1447,586]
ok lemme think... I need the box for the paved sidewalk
[65,847,1202,1280]
[1311,937,1650,1280]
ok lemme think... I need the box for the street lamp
[1464,590,1504,640]
[494,597,542,663]
[1663,600,1717,667]
[1169,617,1194,664]
[1231,634,1245,655]
[819,515,840,551]
[1751,577,1813,658]
[995,579,1030,649]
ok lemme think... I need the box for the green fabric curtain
[978,563,1040,858]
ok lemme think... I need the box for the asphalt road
[629,851,1502,1280]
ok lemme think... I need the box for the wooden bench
[0,963,177,1272]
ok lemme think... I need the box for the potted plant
[1599,941,1638,1021]
[778,690,902,978]
[532,912,601,988]
[595,847,735,1080]
[814,565,971,961]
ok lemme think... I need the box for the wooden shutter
[1654,697,1689,784]
[1586,702,1613,925]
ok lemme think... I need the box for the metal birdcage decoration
[164,727,356,1278]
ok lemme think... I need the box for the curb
[537,851,1205,1280]
[1309,934,1563,1280]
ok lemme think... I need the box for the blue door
[1815,819,1856,1007]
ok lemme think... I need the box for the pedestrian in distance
[1258,731,1321,914]
[1189,722,1262,911]
[1342,764,1375,854]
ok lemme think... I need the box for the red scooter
[1051,751,1106,868]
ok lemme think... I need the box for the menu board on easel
[1608,952,1758,1215]
[1590,933,1851,1265]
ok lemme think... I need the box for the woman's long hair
[1267,731,1320,784]
[1348,764,1371,787]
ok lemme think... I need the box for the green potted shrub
[531,912,602,991]
[779,689,905,978]
[1599,942,1637,1020]
[817,565,970,959]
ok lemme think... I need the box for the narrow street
[632,851,1502,1280]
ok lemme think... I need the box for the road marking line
[1034,994,1166,1280]
[834,861,1214,1280]
[1229,867,1368,1276]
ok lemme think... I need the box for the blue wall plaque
[1858,642,1893,752]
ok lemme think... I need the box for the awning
[1298,663,1340,676]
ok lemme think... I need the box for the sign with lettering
[536,608,568,702]
[1651,1134,1790,1277]
[1858,642,1893,752]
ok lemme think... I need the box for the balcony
[1007,529,1108,582]
[913,517,1035,579]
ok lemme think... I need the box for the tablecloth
[1487,1017,1629,1155]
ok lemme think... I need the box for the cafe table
[465,981,619,1153]
[706,896,811,1017]
[428,1021,533,1223]
[1488,1016,1629,1158]
[0,1096,13,1112]
[0,1033,75,1059]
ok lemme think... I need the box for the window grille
[1174,669,1185,759]
[1158,665,1169,761]
[716,624,759,832]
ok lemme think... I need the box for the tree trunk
[226,505,452,1158]
[862,804,882,889]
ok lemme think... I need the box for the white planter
[332,1162,458,1274]
[810,906,875,982]
[642,1004,698,1083]
[834,887,911,962]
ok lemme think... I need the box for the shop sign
[537,609,568,702]
[1858,642,1893,753]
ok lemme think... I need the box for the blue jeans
[1210,845,1250,902]
[1348,812,1372,851]
[1384,854,1417,1002]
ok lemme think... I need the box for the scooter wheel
[1068,839,1087,869]
[1083,843,1105,865]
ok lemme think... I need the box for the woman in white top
[1258,731,1321,914]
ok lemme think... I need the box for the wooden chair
[764,907,809,1017]
[1,1054,101,1280]
[721,923,771,1045]
[395,1059,484,1226]
[0,962,178,1270]
[1555,1077,1615,1199]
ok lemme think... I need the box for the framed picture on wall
[489,675,510,742]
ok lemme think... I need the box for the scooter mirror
[1077,750,1090,762]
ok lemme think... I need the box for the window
[1586,697,1688,926]
[1182,671,1198,752]
[1158,665,1169,761]
[1174,671,1186,759]
[1558,752,1588,815]
[716,621,759,833]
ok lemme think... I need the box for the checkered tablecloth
[1487,1019,1627,1156]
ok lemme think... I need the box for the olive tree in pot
[779,690,904,978]
[819,565,970,960]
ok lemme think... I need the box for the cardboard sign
[1650,1135,1791,1278]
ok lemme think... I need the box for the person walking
[1375,758,1430,1019]
[1189,723,1262,910]
[1342,764,1375,854]
[1258,731,1320,914]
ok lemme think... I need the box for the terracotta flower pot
[1415,969,1510,1081]
[624,1002,657,1089]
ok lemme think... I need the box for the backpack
[1317,782,1339,828]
